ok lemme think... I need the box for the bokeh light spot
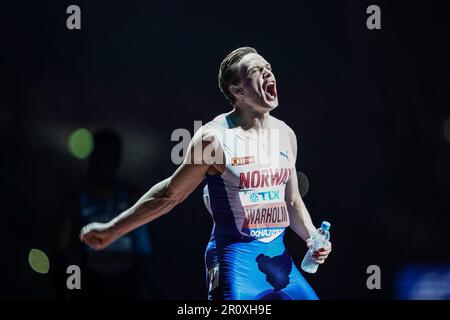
[67,128,94,159]
[28,249,50,274]
[297,171,310,197]
[444,117,450,143]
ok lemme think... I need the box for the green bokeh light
[68,128,94,159]
[28,249,50,274]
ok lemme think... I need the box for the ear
[229,85,244,100]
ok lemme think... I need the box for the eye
[248,67,260,76]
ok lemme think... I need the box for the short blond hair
[218,47,257,104]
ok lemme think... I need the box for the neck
[230,106,270,130]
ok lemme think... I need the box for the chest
[221,128,295,190]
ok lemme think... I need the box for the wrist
[107,220,123,238]
[306,226,316,240]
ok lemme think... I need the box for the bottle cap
[321,221,331,231]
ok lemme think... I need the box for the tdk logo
[249,191,280,202]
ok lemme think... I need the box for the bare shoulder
[193,113,227,143]
[185,114,227,165]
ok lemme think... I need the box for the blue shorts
[205,231,319,300]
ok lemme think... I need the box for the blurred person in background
[56,128,159,299]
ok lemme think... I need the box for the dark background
[1,0,449,299]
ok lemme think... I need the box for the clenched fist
[306,238,332,264]
[79,222,117,250]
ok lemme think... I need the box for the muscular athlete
[80,47,332,300]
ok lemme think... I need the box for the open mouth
[264,81,277,101]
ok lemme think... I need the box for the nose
[262,68,272,79]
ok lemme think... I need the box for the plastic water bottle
[301,221,331,274]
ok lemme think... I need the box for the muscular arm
[80,127,218,250]
[109,161,209,239]
[285,125,332,262]
[285,126,316,242]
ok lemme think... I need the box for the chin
[253,101,278,114]
[262,98,279,111]
[267,100,279,110]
